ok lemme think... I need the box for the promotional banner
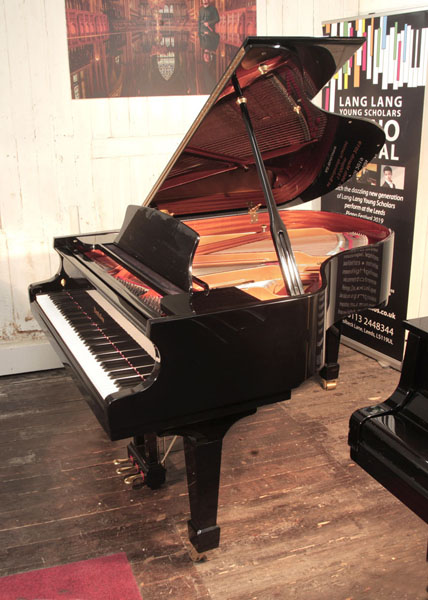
[322,11,428,364]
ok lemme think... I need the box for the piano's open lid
[144,37,385,218]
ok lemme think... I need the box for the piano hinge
[248,203,262,223]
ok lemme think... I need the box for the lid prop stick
[232,73,304,296]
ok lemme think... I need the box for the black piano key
[89,347,124,358]
[109,361,154,375]
[66,315,93,324]
[108,367,144,379]
[130,365,154,376]
[113,352,149,364]
[74,326,105,335]
[82,333,123,342]
[101,362,151,376]
[111,340,141,350]
[118,377,147,388]
[88,343,141,356]
[101,357,152,371]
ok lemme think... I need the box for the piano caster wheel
[321,378,337,391]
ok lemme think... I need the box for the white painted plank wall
[1,0,427,373]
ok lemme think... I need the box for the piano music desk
[1,344,427,599]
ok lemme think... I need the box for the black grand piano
[30,37,394,553]
[349,317,428,528]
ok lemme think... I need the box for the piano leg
[319,322,342,390]
[127,433,166,490]
[174,411,256,553]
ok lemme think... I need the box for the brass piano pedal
[124,472,145,489]
[114,457,133,466]
[321,378,337,391]
[116,465,138,475]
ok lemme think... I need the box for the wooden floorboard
[0,345,427,599]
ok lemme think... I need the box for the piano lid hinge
[248,202,262,223]
[192,275,210,295]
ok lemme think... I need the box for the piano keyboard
[36,289,157,399]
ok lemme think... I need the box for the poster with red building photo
[65,0,256,98]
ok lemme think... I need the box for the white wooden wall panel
[256,0,267,35]
[282,0,314,36]
[265,0,285,34]
[72,101,99,232]
[53,135,84,235]
[1,0,427,375]
[129,97,150,138]
[0,2,21,234]
[90,99,111,139]
[110,98,131,138]
[359,0,428,14]
[44,0,74,136]
[314,1,359,35]
[4,2,39,236]
[6,236,52,333]
[408,70,428,320]
[0,232,14,339]
[419,236,428,317]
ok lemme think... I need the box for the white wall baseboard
[341,336,402,372]
[0,341,63,376]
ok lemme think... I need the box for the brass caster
[321,378,337,390]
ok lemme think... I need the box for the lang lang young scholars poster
[321,10,428,365]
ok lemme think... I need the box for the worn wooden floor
[0,345,427,599]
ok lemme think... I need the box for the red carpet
[0,553,142,599]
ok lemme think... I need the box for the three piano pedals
[114,435,178,489]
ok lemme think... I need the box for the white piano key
[36,293,119,399]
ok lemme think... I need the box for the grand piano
[29,37,394,553]
[349,317,428,528]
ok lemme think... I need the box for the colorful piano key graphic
[323,13,428,113]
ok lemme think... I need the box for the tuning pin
[114,457,133,466]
